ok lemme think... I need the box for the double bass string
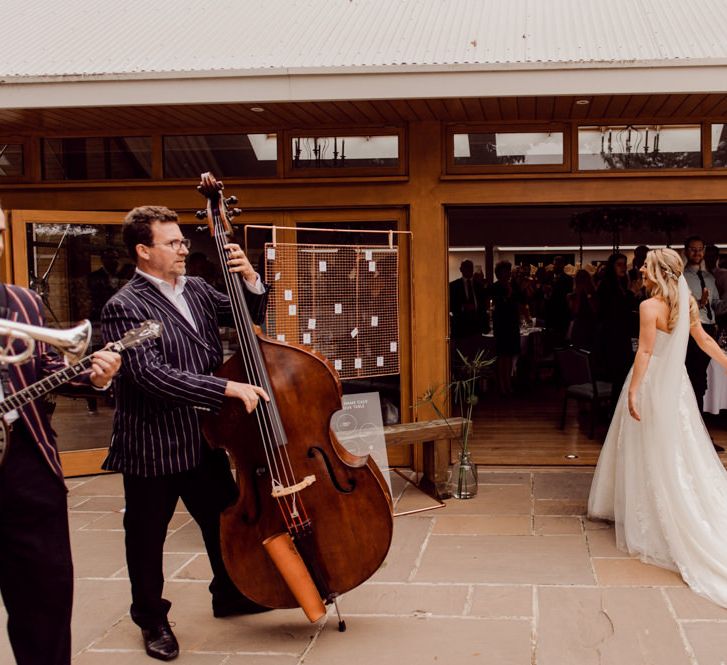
[212,214,309,531]
[213,225,300,529]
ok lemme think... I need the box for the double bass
[197,173,393,628]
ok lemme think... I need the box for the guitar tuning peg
[195,210,207,220]
[225,196,238,206]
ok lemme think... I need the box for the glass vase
[449,450,478,499]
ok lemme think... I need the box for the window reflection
[163,134,278,178]
[712,124,727,167]
[291,135,399,169]
[579,125,701,170]
[0,143,23,177]
[42,137,152,180]
[453,132,564,166]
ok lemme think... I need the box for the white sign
[331,392,391,495]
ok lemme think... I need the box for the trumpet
[0,319,92,365]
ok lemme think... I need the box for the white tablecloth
[704,359,727,414]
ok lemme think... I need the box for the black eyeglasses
[152,238,191,251]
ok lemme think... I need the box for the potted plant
[416,349,494,499]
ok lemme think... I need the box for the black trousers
[122,448,247,629]
[0,422,73,665]
[686,324,717,413]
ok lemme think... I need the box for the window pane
[453,132,563,166]
[578,125,701,170]
[164,134,277,178]
[42,137,152,179]
[712,124,727,167]
[0,143,23,176]
[291,135,399,169]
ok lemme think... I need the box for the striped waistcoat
[100,274,267,477]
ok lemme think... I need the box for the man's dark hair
[123,206,178,262]
[494,259,512,280]
[684,235,705,250]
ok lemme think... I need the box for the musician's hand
[225,380,270,413]
[224,243,258,286]
[89,350,122,388]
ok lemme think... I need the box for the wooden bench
[382,417,470,500]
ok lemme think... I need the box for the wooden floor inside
[468,381,727,466]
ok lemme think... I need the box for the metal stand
[392,468,446,517]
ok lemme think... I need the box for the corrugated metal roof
[2,0,727,81]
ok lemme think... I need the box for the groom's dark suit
[101,272,268,628]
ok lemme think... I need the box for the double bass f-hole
[307,447,356,493]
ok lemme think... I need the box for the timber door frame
[10,210,124,476]
[9,207,413,476]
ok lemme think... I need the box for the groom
[683,235,725,452]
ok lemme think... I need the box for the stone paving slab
[537,587,693,665]
[303,616,533,665]
[415,534,595,585]
[2,468,725,664]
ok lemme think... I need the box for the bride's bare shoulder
[641,296,667,312]
[641,296,670,329]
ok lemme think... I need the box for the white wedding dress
[588,275,727,607]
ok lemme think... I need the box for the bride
[588,247,727,606]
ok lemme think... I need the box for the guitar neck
[0,355,94,416]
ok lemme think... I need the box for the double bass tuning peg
[195,210,207,220]
[228,208,242,218]
[225,196,238,206]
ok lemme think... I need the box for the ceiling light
[575,99,590,106]
[250,106,265,113]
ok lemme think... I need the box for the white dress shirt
[135,268,265,330]
[684,263,720,325]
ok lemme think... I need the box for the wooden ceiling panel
[460,98,485,122]
[498,97,518,120]
[422,99,449,121]
[653,94,691,118]
[678,94,714,119]
[552,96,575,121]
[621,94,651,118]
[384,100,419,123]
[516,96,537,121]
[602,95,632,118]
[443,98,469,122]
[314,102,355,124]
[632,94,670,118]
[701,95,727,116]
[479,98,501,122]
[535,96,556,121]
[2,93,727,136]
[354,100,390,124]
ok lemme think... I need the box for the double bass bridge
[271,475,317,499]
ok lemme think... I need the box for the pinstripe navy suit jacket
[100,273,268,477]
[2,284,93,484]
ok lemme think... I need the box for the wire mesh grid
[264,243,399,379]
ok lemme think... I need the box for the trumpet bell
[0,318,92,365]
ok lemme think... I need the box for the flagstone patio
[2,467,726,664]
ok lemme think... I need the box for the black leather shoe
[141,621,179,661]
[714,443,725,453]
[212,597,272,618]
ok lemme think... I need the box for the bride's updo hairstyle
[644,247,699,330]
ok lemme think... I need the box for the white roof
[2,0,727,108]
